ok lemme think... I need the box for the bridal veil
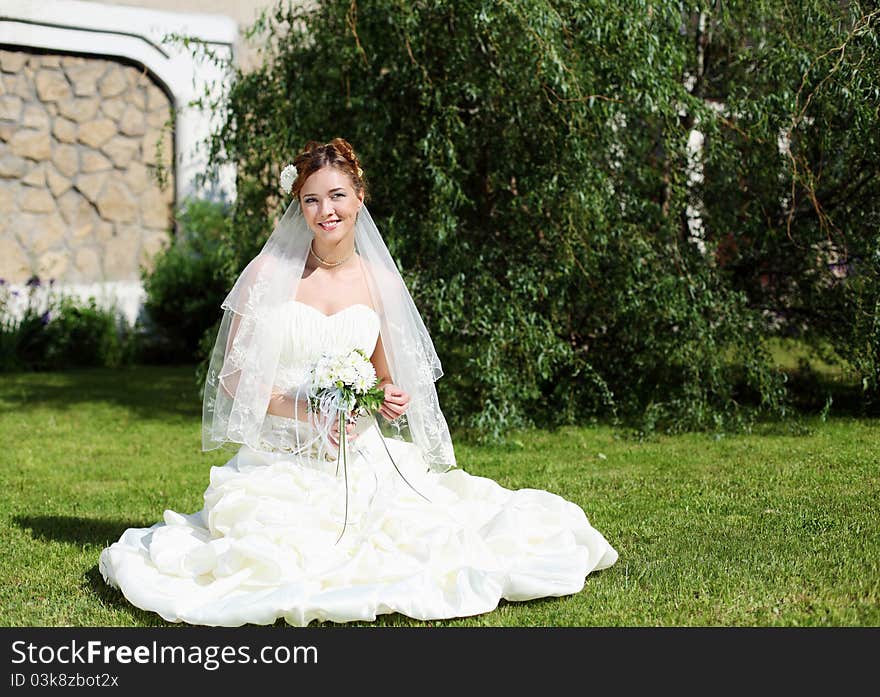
[201,199,456,473]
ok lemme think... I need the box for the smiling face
[299,166,364,243]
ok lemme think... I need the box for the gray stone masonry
[0,48,175,284]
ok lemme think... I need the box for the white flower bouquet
[307,347,385,420]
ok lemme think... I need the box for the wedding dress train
[99,302,618,626]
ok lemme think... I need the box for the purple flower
[25,275,41,288]
[0,279,5,285]
[41,311,51,326]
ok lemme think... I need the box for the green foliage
[173,0,877,436]
[41,297,129,369]
[141,197,233,363]
[826,236,880,397]
[697,0,880,405]
[0,281,46,371]
[0,278,131,371]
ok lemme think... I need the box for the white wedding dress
[99,301,618,626]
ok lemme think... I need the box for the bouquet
[307,348,428,542]
[307,347,385,421]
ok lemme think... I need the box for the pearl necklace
[309,240,354,268]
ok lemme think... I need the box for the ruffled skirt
[99,428,617,626]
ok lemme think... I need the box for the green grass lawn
[0,365,877,627]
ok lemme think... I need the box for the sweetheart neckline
[289,300,378,319]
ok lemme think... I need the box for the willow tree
[175,0,877,436]
[696,0,880,404]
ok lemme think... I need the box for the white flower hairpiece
[280,164,298,194]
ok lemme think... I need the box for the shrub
[0,277,131,371]
[40,297,128,369]
[141,197,233,364]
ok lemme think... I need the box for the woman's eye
[304,197,316,204]
[332,193,345,199]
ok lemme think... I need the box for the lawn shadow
[0,365,201,421]
[12,514,155,547]
[83,565,176,626]
[12,513,176,625]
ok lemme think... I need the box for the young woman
[99,139,617,626]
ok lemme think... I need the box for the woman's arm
[221,311,313,423]
[267,385,358,445]
[266,390,312,422]
[370,333,411,420]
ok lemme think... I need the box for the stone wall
[0,48,174,285]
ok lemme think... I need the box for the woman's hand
[310,410,359,449]
[328,413,359,448]
[379,383,410,421]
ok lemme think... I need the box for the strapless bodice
[273,301,381,393]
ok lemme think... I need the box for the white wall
[91,0,308,71]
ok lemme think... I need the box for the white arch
[0,0,238,203]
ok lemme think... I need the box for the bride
[99,138,618,626]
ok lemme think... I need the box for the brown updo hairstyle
[289,138,368,201]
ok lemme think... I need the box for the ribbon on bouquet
[308,382,430,545]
